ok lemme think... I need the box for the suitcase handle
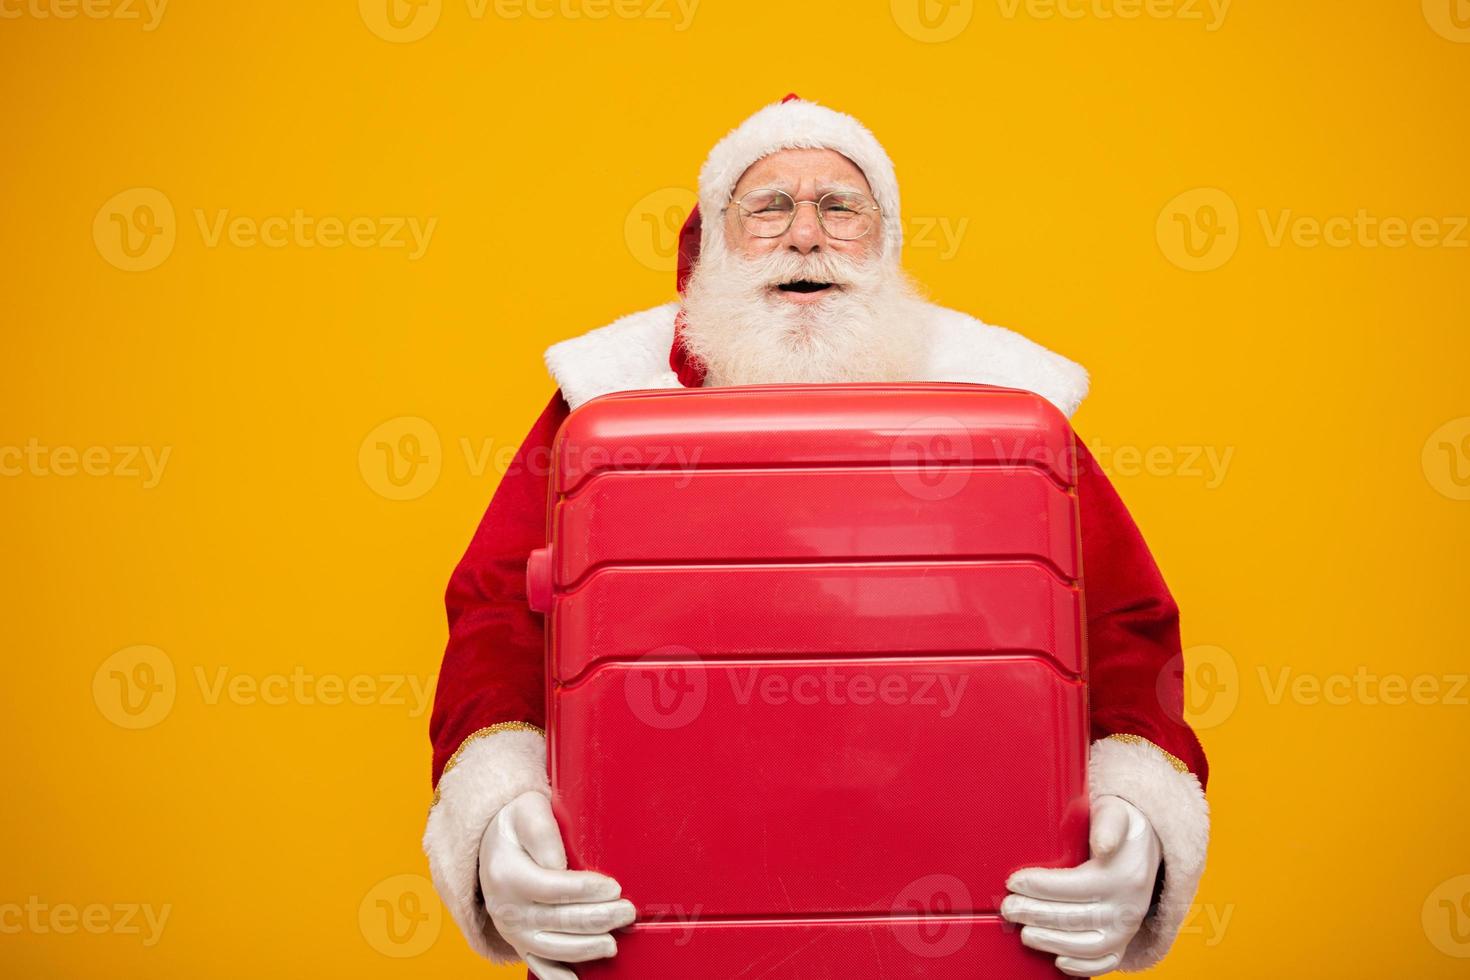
[526,546,553,613]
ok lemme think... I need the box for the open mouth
[776,280,836,295]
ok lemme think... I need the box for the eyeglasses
[724,187,880,241]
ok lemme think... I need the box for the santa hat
[676,95,903,294]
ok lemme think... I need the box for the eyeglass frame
[721,187,882,241]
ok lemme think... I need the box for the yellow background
[3,1,1468,976]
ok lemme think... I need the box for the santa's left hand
[1000,795,1162,977]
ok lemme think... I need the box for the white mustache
[755,249,868,287]
[715,247,886,296]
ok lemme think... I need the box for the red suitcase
[527,383,1089,978]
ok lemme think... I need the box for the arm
[1005,437,1211,974]
[1079,437,1209,786]
[421,392,568,961]
[428,394,568,785]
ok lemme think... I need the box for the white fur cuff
[1090,736,1210,972]
[422,727,550,963]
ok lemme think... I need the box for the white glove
[1000,795,1162,977]
[478,790,637,980]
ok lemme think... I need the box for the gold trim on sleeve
[431,721,546,808]
[1104,733,1192,775]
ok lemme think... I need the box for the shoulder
[918,303,1090,418]
[543,301,683,410]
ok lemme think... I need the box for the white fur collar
[543,301,1089,418]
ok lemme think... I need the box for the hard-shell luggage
[527,383,1089,978]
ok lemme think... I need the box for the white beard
[679,236,931,387]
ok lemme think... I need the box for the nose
[785,201,824,254]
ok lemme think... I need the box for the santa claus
[422,96,1210,978]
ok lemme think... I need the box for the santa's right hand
[478,790,636,980]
